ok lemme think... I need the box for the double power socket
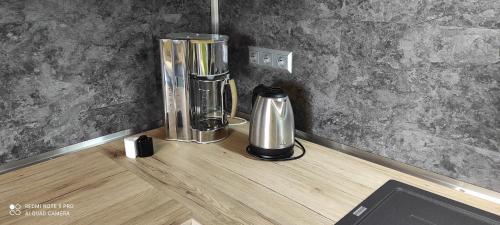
[248,46,293,73]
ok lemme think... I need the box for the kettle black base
[247,144,294,160]
[246,140,306,161]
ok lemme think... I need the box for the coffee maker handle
[228,79,238,118]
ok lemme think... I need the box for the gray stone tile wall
[0,0,208,163]
[220,0,500,191]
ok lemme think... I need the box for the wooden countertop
[1,124,499,224]
[0,148,194,225]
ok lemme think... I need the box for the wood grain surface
[99,124,499,224]
[1,124,499,225]
[0,150,192,225]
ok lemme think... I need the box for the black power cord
[246,139,306,161]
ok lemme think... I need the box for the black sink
[336,180,500,225]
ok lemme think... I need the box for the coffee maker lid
[164,33,228,43]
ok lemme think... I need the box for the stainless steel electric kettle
[247,85,305,161]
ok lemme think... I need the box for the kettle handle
[228,79,238,118]
[252,84,265,107]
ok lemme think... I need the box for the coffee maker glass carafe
[189,75,228,131]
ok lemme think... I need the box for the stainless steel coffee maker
[160,33,237,143]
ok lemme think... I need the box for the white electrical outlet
[259,51,273,66]
[248,46,293,73]
[249,49,259,64]
[273,53,292,72]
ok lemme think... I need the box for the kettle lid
[253,84,287,98]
